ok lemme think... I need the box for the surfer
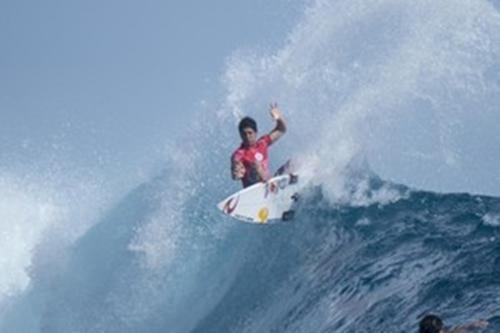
[231,102,287,188]
[419,314,488,333]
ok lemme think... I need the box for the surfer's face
[240,127,257,146]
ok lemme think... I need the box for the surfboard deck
[217,174,300,224]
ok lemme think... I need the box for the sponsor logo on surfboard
[264,176,290,198]
[264,181,278,198]
[258,207,269,223]
[234,213,254,222]
[223,196,239,214]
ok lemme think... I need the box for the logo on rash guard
[255,152,263,161]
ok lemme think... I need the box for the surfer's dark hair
[419,315,443,333]
[238,117,257,133]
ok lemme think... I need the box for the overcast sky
[0,0,302,175]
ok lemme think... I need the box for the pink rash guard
[232,134,272,188]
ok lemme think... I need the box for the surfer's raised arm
[268,102,287,145]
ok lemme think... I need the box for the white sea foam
[219,0,500,198]
[0,167,111,309]
[482,213,500,227]
[0,175,62,298]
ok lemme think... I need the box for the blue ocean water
[2,170,499,332]
[193,185,500,332]
[2,0,500,332]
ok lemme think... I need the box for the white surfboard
[217,174,300,224]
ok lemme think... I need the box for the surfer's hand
[232,161,245,179]
[268,102,287,144]
[269,102,282,121]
